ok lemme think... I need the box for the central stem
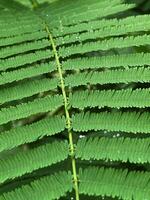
[45,25,80,200]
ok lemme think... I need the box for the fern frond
[0,140,68,183]
[0,24,43,38]
[53,14,150,37]
[0,14,31,23]
[0,78,58,104]
[0,115,66,152]
[79,167,150,199]
[0,0,150,198]
[0,30,47,47]
[0,49,53,71]
[70,89,150,109]
[43,0,124,22]
[0,61,55,85]
[0,14,36,24]
[56,21,150,46]
[63,53,150,70]
[48,0,123,16]
[0,95,63,125]
[59,34,150,58]
[50,3,134,27]
[65,67,150,87]
[0,19,44,38]
[0,171,72,200]
[0,39,50,59]
[76,137,150,164]
[72,111,150,133]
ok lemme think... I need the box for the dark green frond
[0,30,47,47]
[65,67,150,87]
[0,9,44,38]
[48,0,123,17]
[0,39,50,59]
[0,140,69,183]
[0,61,56,85]
[0,49,53,71]
[0,21,43,38]
[56,20,150,46]
[79,167,150,199]
[0,78,58,104]
[70,89,150,109]
[50,3,135,27]
[0,0,150,199]
[63,53,150,70]
[59,34,150,58]
[0,171,72,200]
[44,0,132,27]
[0,115,66,152]
[0,95,63,125]
[72,111,150,133]
[53,14,150,37]
[76,137,150,164]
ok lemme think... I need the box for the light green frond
[65,67,150,87]
[0,39,50,59]
[0,78,58,104]
[0,95,63,125]
[72,111,150,133]
[0,61,56,85]
[76,137,150,164]
[62,53,150,70]
[0,49,53,71]
[0,140,69,183]
[0,171,72,200]
[0,115,66,152]
[59,34,150,58]
[79,167,150,199]
[53,14,150,37]
[70,88,150,109]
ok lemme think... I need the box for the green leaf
[0,140,69,183]
[0,171,72,200]
[72,111,150,133]
[76,136,150,163]
[79,167,150,199]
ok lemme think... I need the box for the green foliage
[70,88,150,109]
[0,78,58,103]
[76,137,150,163]
[0,140,69,183]
[59,34,150,58]
[0,115,66,152]
[63,53,150,70]
[65,67,150,86]
[0,0,150,199]
[0,94,63,125]
[79,167,150,199]
[0,171,72,200]
[0,62,55,85]
[72,111,149,133]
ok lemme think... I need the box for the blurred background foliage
[15,0,150,13]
